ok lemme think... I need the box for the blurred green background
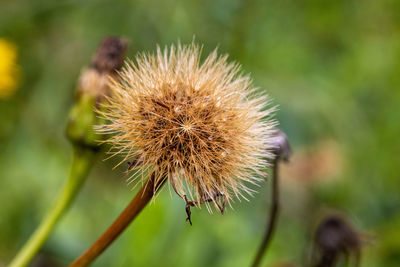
[1,0,399,266]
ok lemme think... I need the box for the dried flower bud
[66,37,127,148]
[97,43,276,209]
[313,214,362,267]
[91,37,127,73]
[77,37,128,99]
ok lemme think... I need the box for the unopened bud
[270,129,291,162]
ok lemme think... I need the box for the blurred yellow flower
[0,39,20,98]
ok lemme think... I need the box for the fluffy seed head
[98,43,276,209]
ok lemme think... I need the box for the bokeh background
[1,0,399,266]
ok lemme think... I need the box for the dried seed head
[98,43,276,209]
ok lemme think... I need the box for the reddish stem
[69,174,165,267]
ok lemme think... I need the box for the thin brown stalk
[251,157,280,267]
[69,174,165,267]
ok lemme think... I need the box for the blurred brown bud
[90,37,128,73]
[313,214,362,267]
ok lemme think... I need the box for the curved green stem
[9,146,96,267]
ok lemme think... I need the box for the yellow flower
[0,39,20,98]
[98,43,276,210]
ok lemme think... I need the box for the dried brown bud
[313,214,362,267]
[91,37,128,73]
[66,37,128,148]
[78,37,128,99]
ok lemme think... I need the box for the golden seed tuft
[97,43,276,210]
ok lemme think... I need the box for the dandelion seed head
[98,43,276,209]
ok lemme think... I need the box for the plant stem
[69,174,166,267]
[9,146,96,267]
[251,157,280,267]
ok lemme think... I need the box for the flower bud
[66,37,127,148]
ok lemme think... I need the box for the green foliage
[1,0,399,266]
